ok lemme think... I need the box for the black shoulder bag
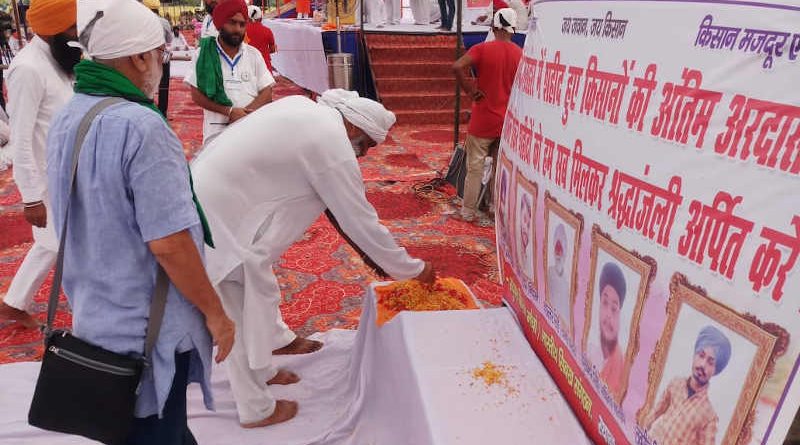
[28,97,170,445]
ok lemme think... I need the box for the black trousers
[126,351,197,445]
[158,62,171,116]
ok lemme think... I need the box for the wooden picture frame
[543,192,584,339]
[495,151,516,276]
[582,225,656,405]
[637,274,779,445]
[512,169,538,287]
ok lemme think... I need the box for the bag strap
[45,97,168,361]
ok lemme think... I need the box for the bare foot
[273,336,323,355]
[0,302,39,329]
[241,400,298,428]
[267,369,301,385]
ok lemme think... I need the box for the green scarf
[74,60,215,248]
[196,37,232,106]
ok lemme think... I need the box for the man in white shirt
[201,0,220,38]
[0,0,79,328]
[192,89,436,428]
[185,0,274,145]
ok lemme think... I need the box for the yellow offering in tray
[375,278,478,326]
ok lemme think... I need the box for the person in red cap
[185,0,275,145]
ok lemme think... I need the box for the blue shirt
[46,94,214,418]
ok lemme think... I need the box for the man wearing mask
[192,89,436,428]
[47,0,235,442]
[185,0,275,145]
[0,0,80,328]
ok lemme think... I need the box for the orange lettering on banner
[625,63,658,132]
[543,137,557,180]
[569,139,610,210]
[677,192,755,279]
[607,168,684,247]
[714,94,800,174]
[650,67,723,149]
[532,122,545,172]
[749,215,800,302]
[580,55,632,126]
[555,143,572,189]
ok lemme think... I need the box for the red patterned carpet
[0,78,499,364]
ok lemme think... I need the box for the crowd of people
[0,0,526,441]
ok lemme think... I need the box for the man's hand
[229,107,249,123]
[414,261,436,285]
[206,309,235,363]
[23,202,47,228]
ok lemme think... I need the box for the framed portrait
[582,226,655,405]
[495,152,515,272]
[637,274,779,445]
[512,170,538,286]
[543,192,584,339]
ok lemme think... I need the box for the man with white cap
[452,7,522,224]
[0,0,80,329]
[191,89,436,428]
[46,0,234,442]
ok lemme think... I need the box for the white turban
[493,7,517,33]
[317,89,396,144]
[76,0,165,60]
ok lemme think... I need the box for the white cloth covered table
[0,283,590,444]
[264,19,330,94]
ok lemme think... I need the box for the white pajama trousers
[3,203,57,311]
[215,264,297,424]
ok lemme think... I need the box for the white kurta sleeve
[311,159,425,280]
[7,64,46,203]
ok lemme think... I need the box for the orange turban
[28,0,77,37]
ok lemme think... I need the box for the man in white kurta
[201,0,220,37]
[186,0,274,145]
[0,0,78,328]
[410,0,431,24]
[192,90,434,427]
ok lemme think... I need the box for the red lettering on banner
[536,48,547,100]
[532,122,544,172]
[569,139,610,210]
[625,63,658,132]
[543,51,567,106]
[650,68,723,149]
[518,55,540,98]
[677,192,755,279]
[543,137,557,179]
[555,143,571,189]
[562,65,585,125]
[580,55,632,126]
[608,168,684,247]
[749,215,800,302]
[714,95,800,174]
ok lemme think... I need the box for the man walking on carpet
[0,0,79,328]
[452,8,522,224]
[191,89,436,428]
[186,0,274,145]
[48,0,234,441]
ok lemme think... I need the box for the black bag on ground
[27,98,169,445]
[444,143,467,198]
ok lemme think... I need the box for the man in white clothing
[385,0,401,25]
[410,0,431,24]
[192,89,436,428]
[185,0,274,145]
[200,0,220,38]
[0,0,79,328]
